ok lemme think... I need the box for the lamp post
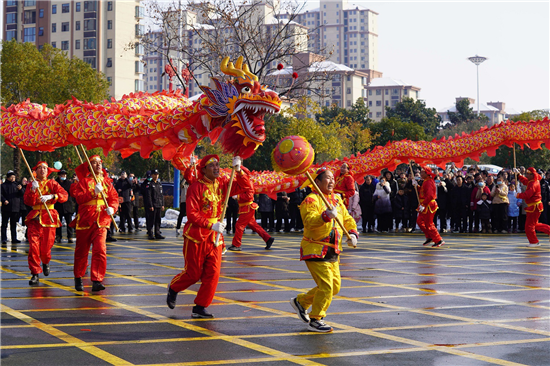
[468,55,488,116]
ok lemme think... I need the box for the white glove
[513,168,520,174]
[32,180,39,190]
[190,156,197,165]
[94,183,104,194]
[347,234,358,248]
[40,194,54,203]
[212,221,226,233]
[105,207,115,216]
[418,205,425,212]
[232,156,242,172]
[325,206,338,219]
[412,180,418,186]
[440,181,446,187]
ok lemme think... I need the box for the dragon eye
[241,86,251,94]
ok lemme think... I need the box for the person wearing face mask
[54,170,75,243]
[470,180,491,233]
[490,176,509,233]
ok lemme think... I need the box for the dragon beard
[218,113,264,160]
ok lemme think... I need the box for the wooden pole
[19,148,54,223]
[79,145,119,231]
[513,143,517,183]
[214,168,236,247]
[304,171,352,240]
[74,145,83,163]
[409,160,421,203]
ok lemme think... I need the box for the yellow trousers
[297,260,341,319]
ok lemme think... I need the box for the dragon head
[200,56,281,159]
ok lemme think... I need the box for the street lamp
[468,55,488,116]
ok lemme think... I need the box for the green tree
[446,99,489,126]
[385,97,441,137]
[369,117,428,147]
[315,98,373,127]
[1,40,110,178]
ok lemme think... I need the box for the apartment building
[3,0,145,99]
[438,98,519,126]
[365,78,421,121]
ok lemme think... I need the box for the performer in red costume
[167,155,249,317]
[515,167,550,247]
[24,161,68,285]
[70,155,119,292]
[413,165,444,247]
[334,163,355,207]
[228,167,274,251]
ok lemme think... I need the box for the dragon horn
[220,56,258,82]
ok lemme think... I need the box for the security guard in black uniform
[143,169,165,240]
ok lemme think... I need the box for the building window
[106,58,112,67]
[24,10,37,24]
[62,3,70,13]
[385,89,389,95]
[404,89,408,95]
[107,39,112,48]
[24,1,36,5]
[76,2,81,12]
[6,30,17,41]
[76,21,80,30]
[52,4,57,14]
[107,20,113,29]
[83,57,96,68]
[107,77,112,84]
[368,90,372,96]
[346,88,351,94]
[38,27,44,36]
[84,19,96,31]
[51,41,57,48]
[84,38,96,50]
[6,13,17,24]
[368,101,372,106]
[84,1,97,12]
[376,89,381,95]
[75,40,80,49]
[39,9,44,18]
[52,23,57,32]
[385,101,389,106]
[369,112,372,118]
[62,22,69,32]
[376,112,381,118]
[61,41,69,50]
[107,1,113,11]
[7,0,18,5]
[376,101,381,106]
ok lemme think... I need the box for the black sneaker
[42,263,50,276]
[55,237,62,243]
[290,297,309,323]
[192,305,214,318]
[265,237,274,250]
[228,245,241,251]
[308,318,333,333]
[68,238,74,243]
[92,281,105,291]
[422,239,433,246]
[147,235,155,240]
[13,239,22,244]
[432,240,445,248]
[155,235,165,240]
[166,284,177,309]
[29,274,39,286]
[75,277,84,291]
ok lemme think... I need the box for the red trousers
[525,210,550,244]
[417,210,442,243]
[27,220,56,274]
[170,236,221,307]
[74,224,108,282]
[232,210,271,247]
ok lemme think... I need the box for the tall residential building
[365,78,421,121]
[3,0,145,99]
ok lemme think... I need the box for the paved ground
[1,230,549,366]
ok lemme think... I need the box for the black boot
[92,281,105,291]
[192,305,214,318]
[74,277,84,291]
[29,274,39,286]
[265,237,274,250]
[42,263,50,276]
[166,285,178,309]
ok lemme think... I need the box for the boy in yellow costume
[290,167,359,332]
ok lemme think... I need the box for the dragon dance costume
[416,166,442,246]
[517,168,550,246]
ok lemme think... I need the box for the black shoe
[55,237,62,243]
[432,240,445,248]
[12,239,22,244]
[128,230,133,234]
[166,284,178,309]
[68,238,74,243]
[92,281,105,291]
[42,263,50,276]
[1,241,7,245]
[422,239,433,246]
[192,305,214,318]
[290,297,310,323]
[228,245,241,251]
[106,237,117,242]
[119,229,126,233]
[75,277,84,291]
[155,235,165,240]
[265,237,274,250]
[136,228,142,231]
[29,274,39,286]
[148,235,155,240]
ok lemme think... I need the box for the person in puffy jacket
[373,177,392,232]
[507,184,521,233]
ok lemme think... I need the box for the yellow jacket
[299,192,358,260]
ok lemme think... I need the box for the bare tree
[139,0,336,98]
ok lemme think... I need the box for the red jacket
[517,173,543,213]
[24,179,68,227]
[70,173,119,229]
[183,171,249,243]
[334,172,355,205]
[237,168,258,214]
[418,178,438,213]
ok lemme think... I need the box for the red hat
[89,155,103,163]
[197,154,219,178]
[301,166,331,189]
[32,161,59,177]
[526,167,541,180]
[420,165,436,179]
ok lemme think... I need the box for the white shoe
[175,229,181,237]
[222,247,227,255]
[527,242,541,247]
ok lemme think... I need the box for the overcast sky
[309,0,549,113]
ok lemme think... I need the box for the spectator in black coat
[257,194,274,232]
[392,189,409,232]
[540,173,549,224]
[434,177,449,232]
[404,173,420,232]
[1,171,23,244]
[288,188,304,232]
[359,175,375,233]
[450,176,470,232]
[115,172,134,233]
[275,191,290,232]
[143,169,164,240]
[54,170,75,243]
[130,174,141,231]
[477,193,492,233]
[225,196,238,234]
